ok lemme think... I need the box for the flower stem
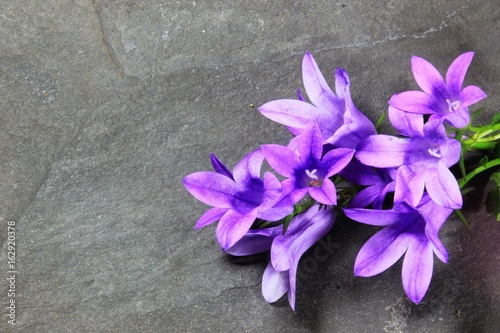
[458,157,500,189]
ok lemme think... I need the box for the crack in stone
[92,0,125,77]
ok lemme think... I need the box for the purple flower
[340,160,396,209]
[344,194,451,304]
[261,124,355,206]
[183,150,292,250]
[355,117,462,209]
[389,52,487,128]
[258,52,375,148]
[261,205,336,310]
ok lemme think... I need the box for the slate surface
[0,0,499,332]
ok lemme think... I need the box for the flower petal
[411,55,446,96]
[394,166,427,207]
[258,99,317,130]
[354,223,412,276]
[271,206,335,271]
[389,91,436,114]
[344,207,410,226]
[226,226,282,256]
[183,172,238,208]
[302,52,339,110]
[460,85,487,108]
[323,148,355,177]
[426,163,462,209]
[446,52,474,96]
[288,123,324,161]
[216,209,258,250]
[309,178,337,205]
[261,144,301,177]
[356,135,409,168]
[401,238,434,304]
[195,207,228,229]
[262,262,289,303]
[287,259,300,310]
[388,106,424,137]
[233,149,264,184]
[210,153,234,179]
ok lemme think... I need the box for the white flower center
[428,147,441,158]
[446,99,461,113]
[305,169,318,180]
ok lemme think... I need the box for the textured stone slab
[0,0,499,332]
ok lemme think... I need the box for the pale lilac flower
[261,124,355,206]
[355,117,462,209]
[344,194,452,304]
[183,150,292,250]
[258,52,375,148]
[262,205,336,310]
[389,52,487,128]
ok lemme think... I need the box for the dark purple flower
[183,150,292,250]
[355,117,462,209]
[258,52,375,148]
[261,124,355,206]
[262,205,336,310]
[344,194,451,304]
[389,52,487,128]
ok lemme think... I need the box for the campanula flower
[355,116,462,209]
[261,124,355,206]
[183,150,292,250]
[258,52,375,148]
[389,52,487,128]
[344,194,452,304]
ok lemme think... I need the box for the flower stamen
[446,99,461,113]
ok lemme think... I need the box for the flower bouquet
[183,51,498,310]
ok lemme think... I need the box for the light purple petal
[259,172,285,212]
[271,206,335,271]
[288,123,323,161]
[446,52,474,96]
[439,137,461,168]
[349,185,386,208]
[401,238,434,304]
[216,209,258,250]
[302,52,339,111]
[426,163,462,209]
[195,207,228,229]
[210,153,234,179]
[323,148,355,177]
[309,178,337,205]
[440,107,470,128]
[287,259,300,310]
[261,144,301,177]
[460,85,487,107]
[226,226,282,256]
[233,149,264,184]
[334,67,349,98]
[343,207,410,226]
[389,91,436,114]
[356,135,409,168]
[354,224,412,276]
[394,166,427,207]
[258,99,318,130]
[262,262,289,303]
[411,55,446,96]
[372,182,395,210]
[183,172,238,208]
[388,105,424,137]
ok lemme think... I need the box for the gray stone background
[0,0,499,332]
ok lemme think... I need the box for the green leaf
[454,209,470,228]
[479,155,489,167]
[485,172,500,221]
[375,111,386,134]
